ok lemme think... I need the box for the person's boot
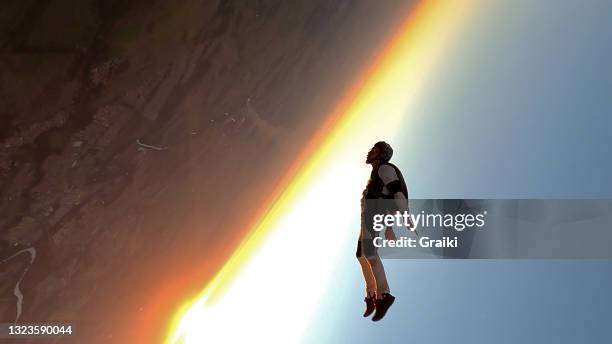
[363,294,376,317]
[372,293,395,321]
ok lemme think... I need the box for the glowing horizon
[166,1,474,342]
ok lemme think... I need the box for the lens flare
[166,1,472,342]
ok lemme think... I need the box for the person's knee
[367,257,380,266]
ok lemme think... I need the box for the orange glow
[166,0,472,342]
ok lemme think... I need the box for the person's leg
[357,255,377,297]
[357,240,377,317]
[367,256,390,298]
[356,241,377,297]
[367,255,395,322]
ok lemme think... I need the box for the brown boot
[363,295,376,317]
[372,293,395,321]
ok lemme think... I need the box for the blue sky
[305,1,612,343]
[403,0,612,198]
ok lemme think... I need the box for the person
[357,141,410,321]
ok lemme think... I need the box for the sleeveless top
[365,162,407,200]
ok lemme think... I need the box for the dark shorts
[356,238,378,259]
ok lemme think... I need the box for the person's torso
[364,162,407,200]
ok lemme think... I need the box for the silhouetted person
[357,141,410,321]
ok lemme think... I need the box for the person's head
[366,141,393,164]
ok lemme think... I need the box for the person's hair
[374,141,393,162]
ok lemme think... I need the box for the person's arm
[393,192,408,215]
[393,191,415,233]
[379,165,415,233]
[378,165,406,209]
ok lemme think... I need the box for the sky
[403,0,612,198]
[169,1,612,343]
[304,1,612,343]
